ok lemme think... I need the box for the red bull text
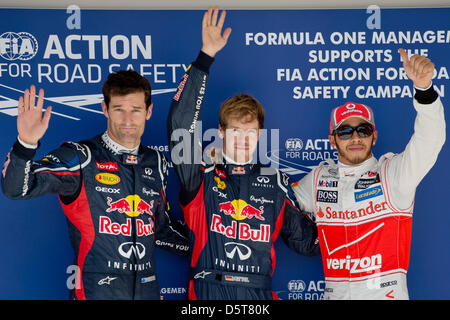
[210,214,270,242]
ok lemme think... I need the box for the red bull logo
[125,155,138,164]
[99,217,154,237]
[210,214,270,243]
[219,200,265,221]
[231,166,246,174]
[106,195,153,217]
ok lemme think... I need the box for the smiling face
[217,94,265,164]
[329,117,378,165]
[101,91,153,149]
[219,115,260,164]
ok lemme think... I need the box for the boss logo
[316,190,338,203]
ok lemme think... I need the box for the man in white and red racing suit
[292,49,445,299]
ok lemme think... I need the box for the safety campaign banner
[0,8,449,300]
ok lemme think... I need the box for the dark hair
[102,70,152,108]
[219,94,265,129]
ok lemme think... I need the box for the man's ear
[218,124,224,139]
[372,130,378,146]
[101,101,109,119]
[329,134,336,149]
[146,103,153,120]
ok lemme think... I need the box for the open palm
[17,85,52,145]
[201,7,232,57]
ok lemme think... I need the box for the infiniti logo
[118,242,146,259]
[224,242,252,261]
[256,176,270,184]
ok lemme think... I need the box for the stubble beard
[335,137,374,165]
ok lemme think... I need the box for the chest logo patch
[219,199,265,221]
[354,185,383,202]
[96,173,120,185]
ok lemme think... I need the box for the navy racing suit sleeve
[154,199,189,256]
[167,51,214,206]
[2,140,85,202]
[279,172,320,256]
[154,152,189,256]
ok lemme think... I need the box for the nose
[349,129,361,141]
[121,111,134,125]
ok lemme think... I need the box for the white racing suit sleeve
[381,96,446,210]
[291,169,315,215]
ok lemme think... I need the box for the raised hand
[398,48,435,89]
[17,85,52,145]
[201,6,232,57]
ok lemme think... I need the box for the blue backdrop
[0,8,448,300]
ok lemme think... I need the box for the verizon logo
[326,254,382,274]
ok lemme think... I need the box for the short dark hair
[102,70,152,108]
[219,94,265,129]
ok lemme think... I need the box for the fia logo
[0,32,38,60]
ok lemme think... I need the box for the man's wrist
[414,82,439,104]
[193,50,215,73]
[12,138,39,160]
[17,135,38,149]
[200,47,217,58]
[414,81,433,91]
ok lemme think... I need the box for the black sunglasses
[333,123,374,140]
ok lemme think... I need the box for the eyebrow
[110,104,145,109]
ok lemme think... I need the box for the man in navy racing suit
[1,70,188,300]
[167,7,320,300]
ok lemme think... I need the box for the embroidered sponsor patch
[316,190,338,203]
[354,185,383,202]
[96,173,120,185]
[354,174,380,189]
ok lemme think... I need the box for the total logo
[96,161,118,172]
[0,32,38,61]
[106,195,153,217]
[285,137,337,162]
[219,200,265,221]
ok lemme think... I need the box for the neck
[103,132,139,155]
[222,150,253,165]
[338,154,373,167]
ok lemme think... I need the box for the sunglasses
[333,123,374,140]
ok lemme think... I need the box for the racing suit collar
[221,151,257,175]
[337,156,377,177]
[101,131,139,155]
[222,151,253,166]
